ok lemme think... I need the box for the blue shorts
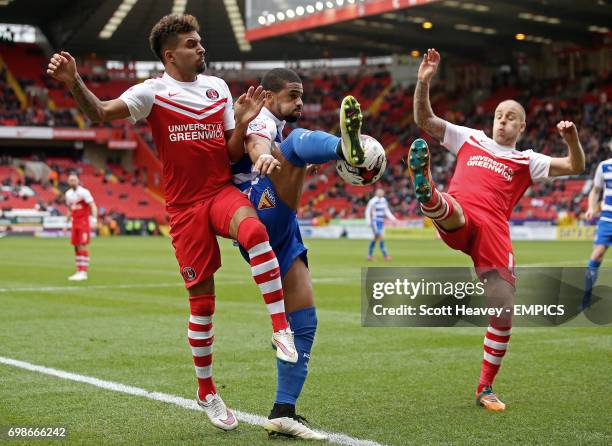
[372,220,384,236]
[594,219,612,246]
[239,177,308,277]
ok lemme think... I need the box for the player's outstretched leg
[236,216,298,364]
[408,138,462,229]
[189,293,239,430]
[277,95,365,169]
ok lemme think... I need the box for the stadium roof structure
[1,0,609,63]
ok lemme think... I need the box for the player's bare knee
[188,276,215,296]
[483,271,515,322]
[592,245,607,262]
[229,206,259,239]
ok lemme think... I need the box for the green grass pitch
[1,237,610,445]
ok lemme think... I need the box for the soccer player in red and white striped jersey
[411,49,585,411]
[65,173,97,281]
[47,14,297,431]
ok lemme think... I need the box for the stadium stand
[1,40,610,226]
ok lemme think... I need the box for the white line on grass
[0,356,385,446]
[0,283,182,293]
[0,276,352,293]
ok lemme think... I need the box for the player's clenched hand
[418,48,440,83]
[253,153,280,176]
[47,51,77,84]
[235,85,266,126]
[585,209,598,220]
[557,121,579,146]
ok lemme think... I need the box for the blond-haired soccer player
[410,48,585,411]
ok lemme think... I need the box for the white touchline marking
[0,356,385,446]
[0,283,183,293]
[0,277,353,293]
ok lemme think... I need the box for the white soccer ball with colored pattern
[336,134,387,186]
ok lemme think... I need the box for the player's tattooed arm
[413,80,446,141]
[549,121,586,176]
[413,48,447,141]
[47,51,129,122]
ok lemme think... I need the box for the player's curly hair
[261,68,302,92]
[149,14,200,63]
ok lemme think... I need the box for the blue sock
[280,128,341,168]
[379,240,388,257]
[275,307,317,405]
[583,259,601,309]
[368,240,376,256]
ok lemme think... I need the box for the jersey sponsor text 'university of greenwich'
[168,123,224,142]
[466,155,514,182]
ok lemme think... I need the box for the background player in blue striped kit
[232,68,366,439]
[583,157,612,309]
[365,188,397,261]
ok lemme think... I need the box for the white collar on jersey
[162,71,199,86]
[260,106,286,135]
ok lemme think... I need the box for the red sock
[420,187,454,221]
[75,249,89,272]
[477,320,512,394]
[237,217,288,332]
[188,293,216,400]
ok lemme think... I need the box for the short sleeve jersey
[120,72,235,208]
[441,123,552,220]
[593,159,612,222]
[65,185,93,224]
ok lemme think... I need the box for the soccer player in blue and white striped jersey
[583,158,612,309]
[365,188,397,261]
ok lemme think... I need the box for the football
[336,134,387,186]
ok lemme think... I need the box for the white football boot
[272,328,298,364]
[196,392,238,431]
[68,271,88,281]
[264,415,328,440]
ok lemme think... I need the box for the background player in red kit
[411,49,585,411]
[65,173,97,281]
[46,14,297,431]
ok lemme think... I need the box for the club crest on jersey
[206,88,219,99]
[248,121,266,132]
[182,266,197,281]
[257,188,276,210]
